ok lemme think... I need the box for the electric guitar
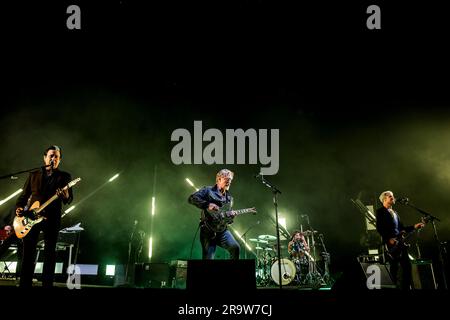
[13,177,81,239]
[385,215,430,260]
[203,204,257,233]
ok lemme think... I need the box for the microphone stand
[241,221,259,259]
[125,222,138,286]
[255,174,283,289]
[402,200,447,290]
[0,164,52,180]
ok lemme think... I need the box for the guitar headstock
[68,177,82,188]
[421,215,432,224]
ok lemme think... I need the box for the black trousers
[20,218,60,288]
[388,247,413,290]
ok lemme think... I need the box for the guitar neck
[35,185,70,214]
[231,208,253,215]
[35,194,60,214]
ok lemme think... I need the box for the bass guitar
[13,177,81,239]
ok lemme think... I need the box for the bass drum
[271,258,296,285]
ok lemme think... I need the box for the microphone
[396,197,409,204]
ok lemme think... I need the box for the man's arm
[188,187,210,210]
[57,173,73,205]
[376,209,393,241]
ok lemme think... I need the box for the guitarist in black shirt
[15,145,73,288]
[376,191,424,289]
[188,169,241,260]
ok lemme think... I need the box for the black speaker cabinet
[412,260,437,289]
[359,262,395,288]
[134,263,170,288]
[187,259,256,291]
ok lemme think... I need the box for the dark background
[1,1,449,287]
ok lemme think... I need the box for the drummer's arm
[303,240,310,251]
[287,241,294,254]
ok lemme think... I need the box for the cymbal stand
[303,215,325,288]
[255,174,283,289]
[318,234,332,286]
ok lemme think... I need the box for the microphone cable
[189,222,201,260]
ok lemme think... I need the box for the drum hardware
[249,238,269,244]
[270,258,296,286]
[258,234,276,241]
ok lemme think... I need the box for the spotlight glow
[108,173,120,182]
[148,237,153,259]
[106,265,115,276]
[151,197,155,216]
[0,189,23,206]
[185,178,199,191]
[278,217,287,230]
[232,229,252,251]
[64,205,76,214]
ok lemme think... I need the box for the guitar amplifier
[412,260,437,289]
[134,263,170,288]
[359,262,395,288]
[169,260,188,289]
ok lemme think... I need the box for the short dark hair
[44,145,62,158]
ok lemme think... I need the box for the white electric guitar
[13,178,81,239]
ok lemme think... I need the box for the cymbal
[255,246,264,250]
[249,238,269,244]
[264,247,273,251]
[258,235,276,241]
[303,230,318,235]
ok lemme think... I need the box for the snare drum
[271,258,296,285]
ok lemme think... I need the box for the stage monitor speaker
[134,263,170,288]
[169,260,187,289]
[412,260,437,289]
[187,259,256,291]
[359,262,395,288]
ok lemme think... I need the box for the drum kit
[249,235,277,286]
[251,231,332,288]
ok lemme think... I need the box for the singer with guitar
[376,191,425,290]
[188,169,256,260]
[15,145,74,288]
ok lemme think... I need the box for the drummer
[288,230,310,265]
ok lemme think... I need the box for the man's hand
[15,207,24,217]
[56,188,69,200]
[388,238,398,246]
[414,222,425,229]
[207,203,219,212]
